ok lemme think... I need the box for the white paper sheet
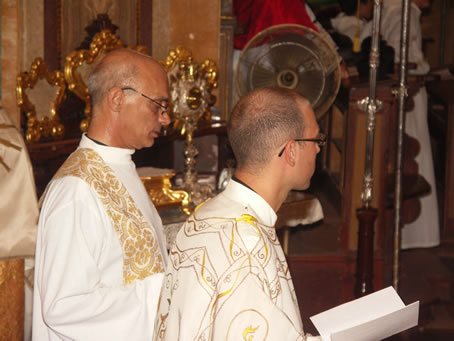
[310,286,419,341]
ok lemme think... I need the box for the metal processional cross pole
[354,0,383,298]
[393,0,412,292]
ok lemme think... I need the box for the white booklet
[310,286,419,341]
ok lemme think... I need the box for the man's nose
[159,111,171,126]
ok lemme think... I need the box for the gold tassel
[353,34,360,53]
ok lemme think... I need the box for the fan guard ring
[235,24,341,119]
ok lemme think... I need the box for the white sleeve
[408,7,430,74]
[381,6,404,63]
[34,178,163,341]
[380,6,429,74]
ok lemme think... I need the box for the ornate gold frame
[16,57,66,144]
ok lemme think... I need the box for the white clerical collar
[223,179,277,226]
[79,133,135,164]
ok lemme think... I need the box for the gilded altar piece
[139,169,191,215]
[160,46,218,206]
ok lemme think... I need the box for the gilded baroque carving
[141,172,191,215]
[16,57,66,144]
[160,46,218,205]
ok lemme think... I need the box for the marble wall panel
[22,0,43,71]
[152,0,171,61]
[169,0,220,64]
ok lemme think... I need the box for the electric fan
[235,24,341,118]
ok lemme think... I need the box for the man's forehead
[141,65,169,88]
[297,98,314,117]
[298,102,318,133]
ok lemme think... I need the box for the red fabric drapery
[233,0,318,49]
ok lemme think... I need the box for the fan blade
[235,24,341,117]
[248,60,278,90]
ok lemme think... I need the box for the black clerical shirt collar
[86,134,108,146]
[231,175,257,194]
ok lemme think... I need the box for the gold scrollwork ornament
[16,57,66,144]
[141,172,191,215]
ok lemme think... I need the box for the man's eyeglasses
[121,87,169,114]
[278,133,327,157]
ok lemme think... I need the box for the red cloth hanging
[233,0,319,50]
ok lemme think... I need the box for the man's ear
[107,87,124,113]
[284,141,297,167]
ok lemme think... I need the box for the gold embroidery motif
[243,325,258,340]
[235,214,258,225]
[227,309,269,340]
[236,214,269,263]
[43,148,164,284]
[201,250,214,290]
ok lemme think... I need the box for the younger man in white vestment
[33,49,171,340]
[154,87,323,340]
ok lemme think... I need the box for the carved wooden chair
[16,57,66,144]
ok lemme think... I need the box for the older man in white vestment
[33,49,171,340]
[154,87,323,340]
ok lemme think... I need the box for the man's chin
[293,181,310,191]
[137,139,155,150]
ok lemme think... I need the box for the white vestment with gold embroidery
[154,180,307,341]
[32,134,168,341]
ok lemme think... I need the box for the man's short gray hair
[87,53,139,110]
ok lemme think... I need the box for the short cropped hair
[87,52,139,110]
[228,87,307,169]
